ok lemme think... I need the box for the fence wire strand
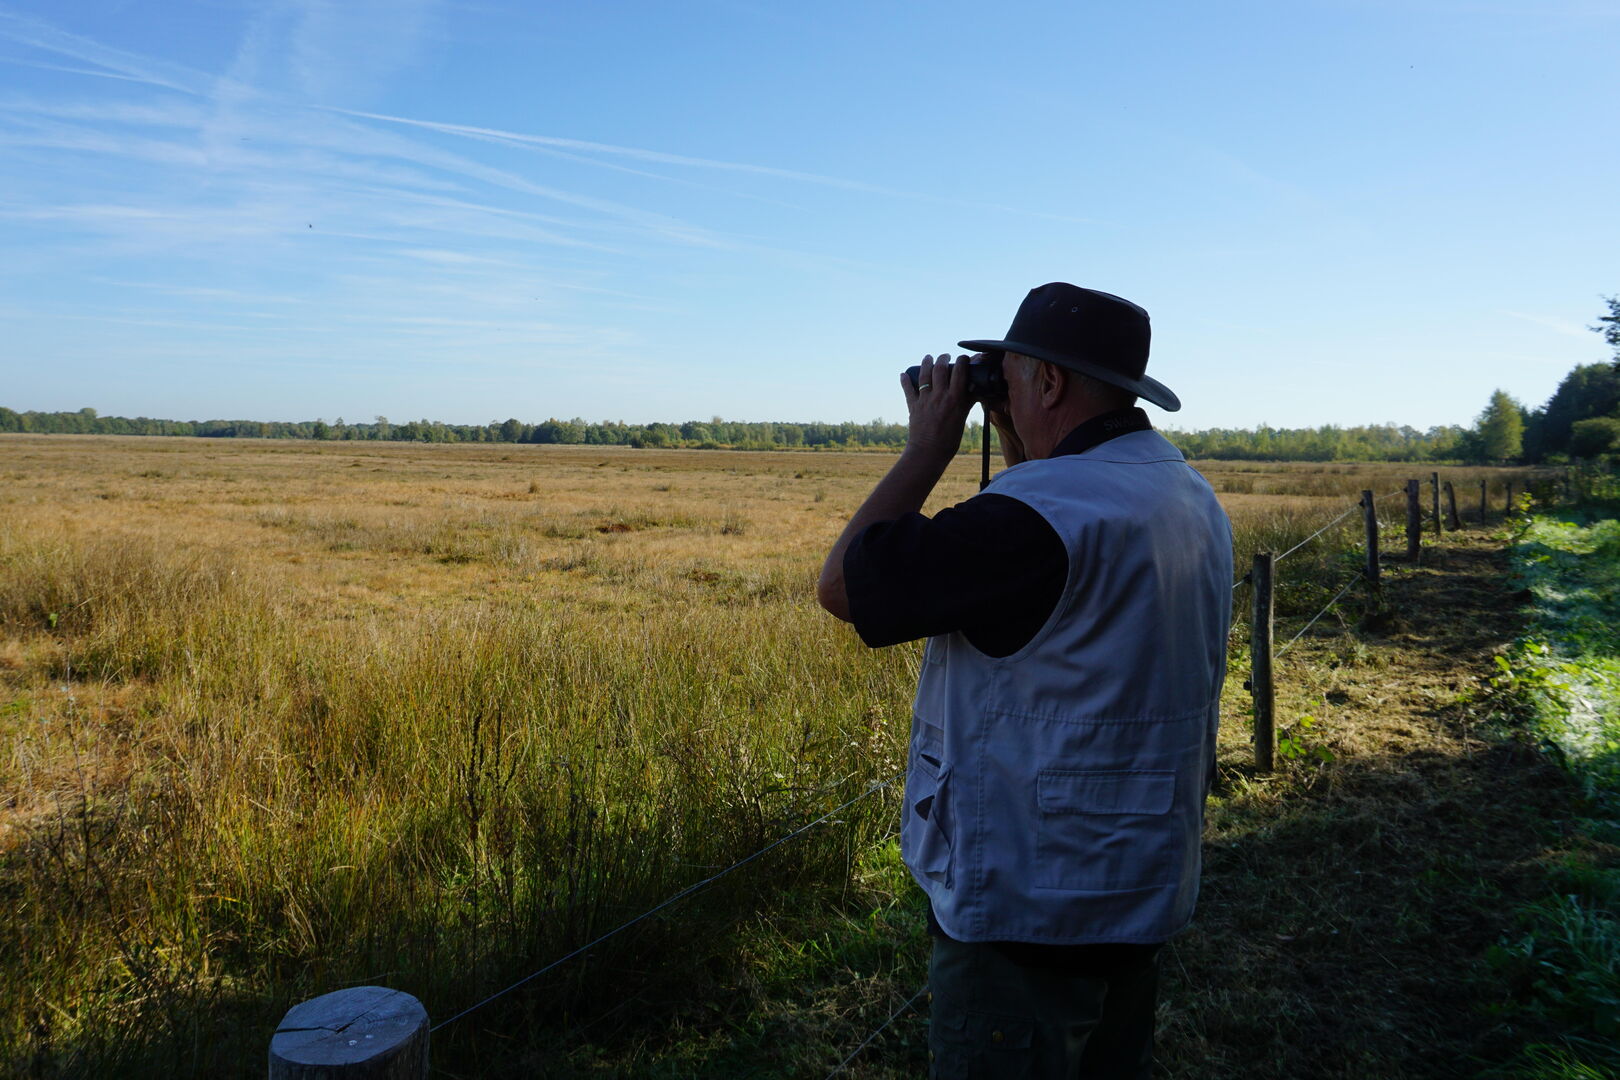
[1275,572,1365,658]
[1234,485,1409,588]
[1269,485,1408,569]
[430,772,904,1035]
[1275,501,1361,565]
[824,982,930,1080]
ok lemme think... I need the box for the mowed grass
[0,435,1554,1077]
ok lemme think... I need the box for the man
[817,283,1232,1078]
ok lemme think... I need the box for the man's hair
[1015,353,1137,410]
[1072,371,1138,411]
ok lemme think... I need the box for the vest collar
[1050,407,1152,458]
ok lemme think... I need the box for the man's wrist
[899,438,957,472]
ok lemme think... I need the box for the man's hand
[985,406,1028,467]
[901,352,975,464]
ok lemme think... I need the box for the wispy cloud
[331,105,900,192]
[91,279,305,304]
[0,55,166,86]
[286,0,441,104]
[329,106,1104,225]
[0,9,217,95]
[1505,311,1591,339]
[0,9,738,247]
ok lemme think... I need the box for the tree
[1570,416,1620,458]
[1595,295,1619,364]
[1523,364,1620,461]
[1469,390,1524,462]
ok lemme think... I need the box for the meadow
[0,434,1552,1077]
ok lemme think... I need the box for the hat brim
[958,338,1181,412]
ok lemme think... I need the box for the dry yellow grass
[1,437,988,621]
[0,435,1536,614]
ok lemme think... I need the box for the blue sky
[1,0,1616,431]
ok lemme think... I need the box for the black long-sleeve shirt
[844,407,1151,657]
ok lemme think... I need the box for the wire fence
[1229,485,1406,592]
[1274,501,1363,565]
[1231,476,1543,774]
[1275,571,1365,659]
[823,982,931,1079]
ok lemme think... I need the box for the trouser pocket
[929,1008,1034,1080]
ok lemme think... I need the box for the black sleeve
[843,493,1068,658]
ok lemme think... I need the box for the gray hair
[1012,353,1136,410]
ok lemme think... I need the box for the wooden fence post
[1405,479,1421,561]
[1443,481,1461,530]
[270,986,429,1079]
[1505,480,1514,517]
[1250,552,1275,774]
[1431,471,1442,537]
[1362,490,1380,586]
[1479,479,1488,523]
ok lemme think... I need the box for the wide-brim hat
[959,282,1180,412]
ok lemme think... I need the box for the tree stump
[269,986,429,1079]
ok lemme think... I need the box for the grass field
[0,434,1566,1077]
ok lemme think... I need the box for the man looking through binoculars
[818,283,1233,1078]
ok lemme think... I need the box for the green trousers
[926,936,1159,1080]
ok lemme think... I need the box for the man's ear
[1039,361,1067,407]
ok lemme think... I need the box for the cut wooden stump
[269,986,428,1079]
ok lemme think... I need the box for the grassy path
[1161,529,1589,1079]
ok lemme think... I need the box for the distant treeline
[1167,424,1469,462]
[8,355,1620,464]
[0,407,929,452]
[2,404,1477,461]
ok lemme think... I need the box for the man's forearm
[816,446,954,622]
[819,351,975,622]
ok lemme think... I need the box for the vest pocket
[1033,769,1177,892]
[903,730,954,887]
